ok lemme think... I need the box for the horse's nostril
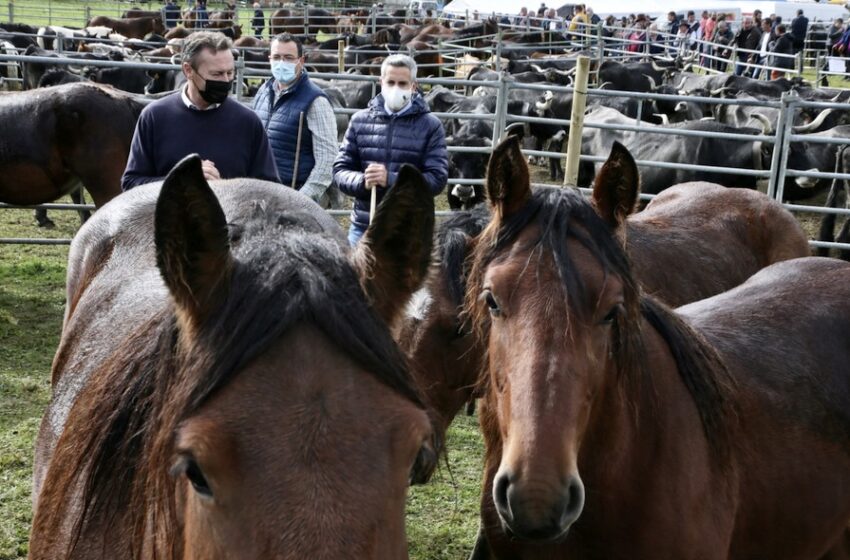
[493,470,513,521]
[562,476,585,523]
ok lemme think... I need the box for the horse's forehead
[486,227,619,310]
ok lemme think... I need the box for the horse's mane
[435,205,490,307]
[466,187,736,468]
[37,209,424,558]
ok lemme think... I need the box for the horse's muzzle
[492,468,585,542]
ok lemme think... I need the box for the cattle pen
[0,48,848,253]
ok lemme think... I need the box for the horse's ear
[155,154,231,325]
[352,165,434,327]
[486,134,530,218]
[591,141,640,229]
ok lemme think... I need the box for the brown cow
[87,16,165,40]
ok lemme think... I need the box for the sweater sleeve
[121,109,162,191]
[333,115,368,198]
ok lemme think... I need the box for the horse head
[466,137,641,543]
[31,157,439,559]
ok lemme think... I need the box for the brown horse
[121,8,163,19]
[208,3,236,28]
[29,157,439,559]
[87,15,165,39]
[399,169,808,445]
[269,7,336,37]
[465,137,850,559]
[0,82,145,227]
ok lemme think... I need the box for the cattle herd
[0,9,849,241]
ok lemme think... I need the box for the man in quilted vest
[333,54,448,245]
[253,33,337,204]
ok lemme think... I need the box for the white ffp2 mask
[384,86,412,112]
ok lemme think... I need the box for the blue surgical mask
[272,61,298,84]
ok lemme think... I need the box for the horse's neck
[582,318,714,484]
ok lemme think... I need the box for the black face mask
[196,75,231,104]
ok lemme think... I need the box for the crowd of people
[488,4,844,80]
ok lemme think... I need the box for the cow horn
[750,113,774,135]
[644,74,658,91]
[653,113,670,125]
[597,81,611,89]
[792,108,834,133]
[675,76,687,90]
[710,86,732,96]
[830,92,842,103]
[651,61,666,72]
[700,116,715,121]
[683,63,693,73]
[530,63,544,73]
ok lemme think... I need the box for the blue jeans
[348,222,367,246]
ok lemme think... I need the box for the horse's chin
[500,519,573,545]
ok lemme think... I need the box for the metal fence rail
[1,52,849,251]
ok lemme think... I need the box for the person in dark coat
[251,3,264,39]
[790,9,808,53]
[770,24,796,79]
[734,16,762,75]
[163,0,181,29]
[194,0,209,29]
[333,54,448,245]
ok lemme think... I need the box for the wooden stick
[369,182,377,224]
[291,111,305,189]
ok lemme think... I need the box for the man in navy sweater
[333,54,447,245]
[121,31,278,191]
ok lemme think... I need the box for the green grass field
[0,203,484,560]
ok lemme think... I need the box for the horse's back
[628,182,809,307]
[35,180,343,504]
[680,257,850,407]
[680,257,850,558]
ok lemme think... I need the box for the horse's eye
[481,289,502,317]
[171,456,213,498]
[601,304,622,325]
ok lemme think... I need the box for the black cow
[446,135,489,210]
[579,106,818,198]
[598,59,678,93]
[85,65,152,93]
[20,45,119,90]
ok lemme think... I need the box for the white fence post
[491,72,509,144]
[769,90,799,202]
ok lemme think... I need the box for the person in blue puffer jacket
[333,54,448,245]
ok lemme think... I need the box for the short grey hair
[182,31,233,68]
[381,54,417,80]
